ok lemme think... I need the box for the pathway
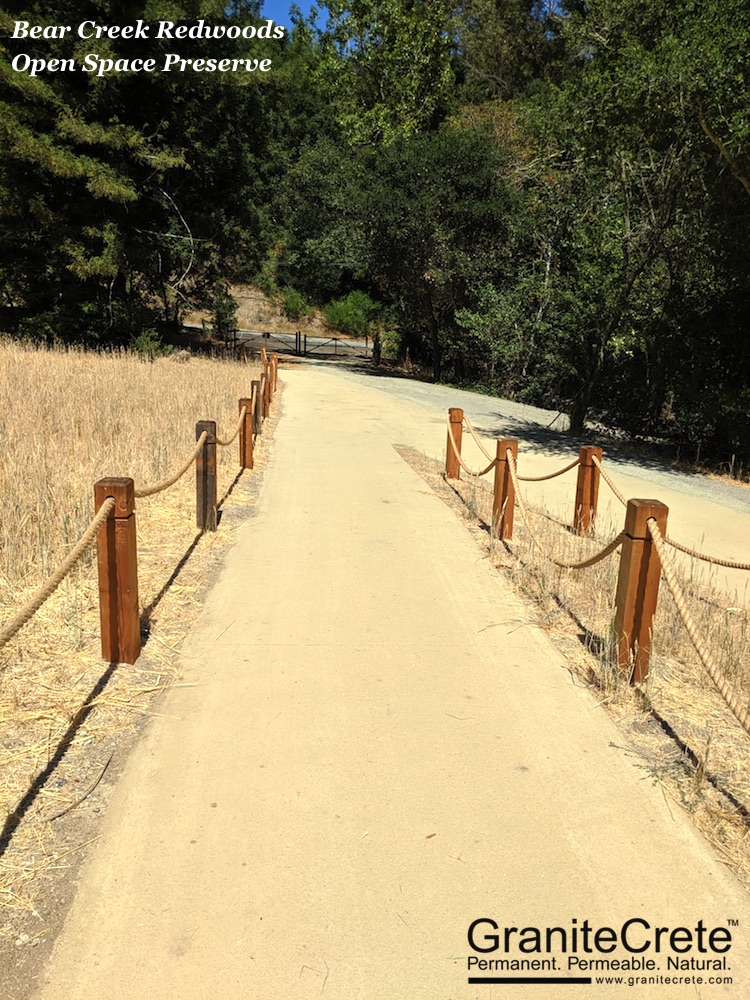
[31,363,750,999]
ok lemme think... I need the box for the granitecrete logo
[467,917,736,988]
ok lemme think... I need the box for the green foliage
[319,0,455,145]
[211,284,239,342]
[282,288,313,322]
[130,328,168,359]
[2,0,750,468]
[323,291,380,335]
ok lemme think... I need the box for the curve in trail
[317,361,750,603]
[31,364,750,1000]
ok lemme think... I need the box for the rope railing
[461,414,582,482]
[446,415,497,478]
[592,454,627,507]
[506,448,626,570]
[135,432,208,498]
[592,455,750,571]
[1,350,282,666]
[444,405,747,704]
[647,517,750,737]
[463,414,495,463]
[0,498,116,654]
[663,535,750,572]
[215,405,247,447]
[517,456,581,483]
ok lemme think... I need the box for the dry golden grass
[184,283,333,337]
[0,339,270,940]
[398,449,750,887]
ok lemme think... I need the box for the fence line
[0,354,281,666]
[444,407,748,719]
[592,455,750,571]
[647,517,750,737]
[135,433,207,499]
[506,449,627,570]
[0,499,116,654]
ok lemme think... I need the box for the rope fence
[0,498,116,654]
[647,518,750,737]
[444,406,750,734]
[135,432,207,499]
[592,454,750,571]
[0,352,281,667]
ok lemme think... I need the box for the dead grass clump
[0,338,271,939]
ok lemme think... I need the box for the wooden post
[614,499,669,684]
[94,478,140,665]
[196,420,217,531]
[271,352,279,392]
[261,371,270,418]
[573,446,602,535]
[239,398,253,469]
[445,408,464,479]
[251,379,262,434]
[492,439,518,540]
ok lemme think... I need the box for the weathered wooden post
[251,378,262,434]
[573,446,602,535]
[94,478,140,664]
[492,439,518,540]
[196,420,217,531]
[239,398,253,470]
[261,370,270,418]
[614,499,669,683]
[445,408,464,479]
[271,352,279,392]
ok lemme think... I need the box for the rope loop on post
[445,415,497,478]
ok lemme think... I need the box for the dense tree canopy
[1,0,749,469]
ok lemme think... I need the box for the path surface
[33,363,750,999]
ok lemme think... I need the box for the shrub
[282,288,313,322]
[323,291,380,336]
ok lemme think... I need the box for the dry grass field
[0,340,268,945]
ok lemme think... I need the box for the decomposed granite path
[31,363,750,1000]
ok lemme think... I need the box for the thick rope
[647,518,750,737]
[663,534,750,572]
[506,450,625,570]
[591,456,750,570]
[463,415,495,462]
[463,414,580,481]
[215,406,247,447]
[0,498,116,654]
[134,432,207,498]
[518,457,581,482]
[446,417,497,478]
[592,454,627,506]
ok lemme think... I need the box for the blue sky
[260,0,324,29]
